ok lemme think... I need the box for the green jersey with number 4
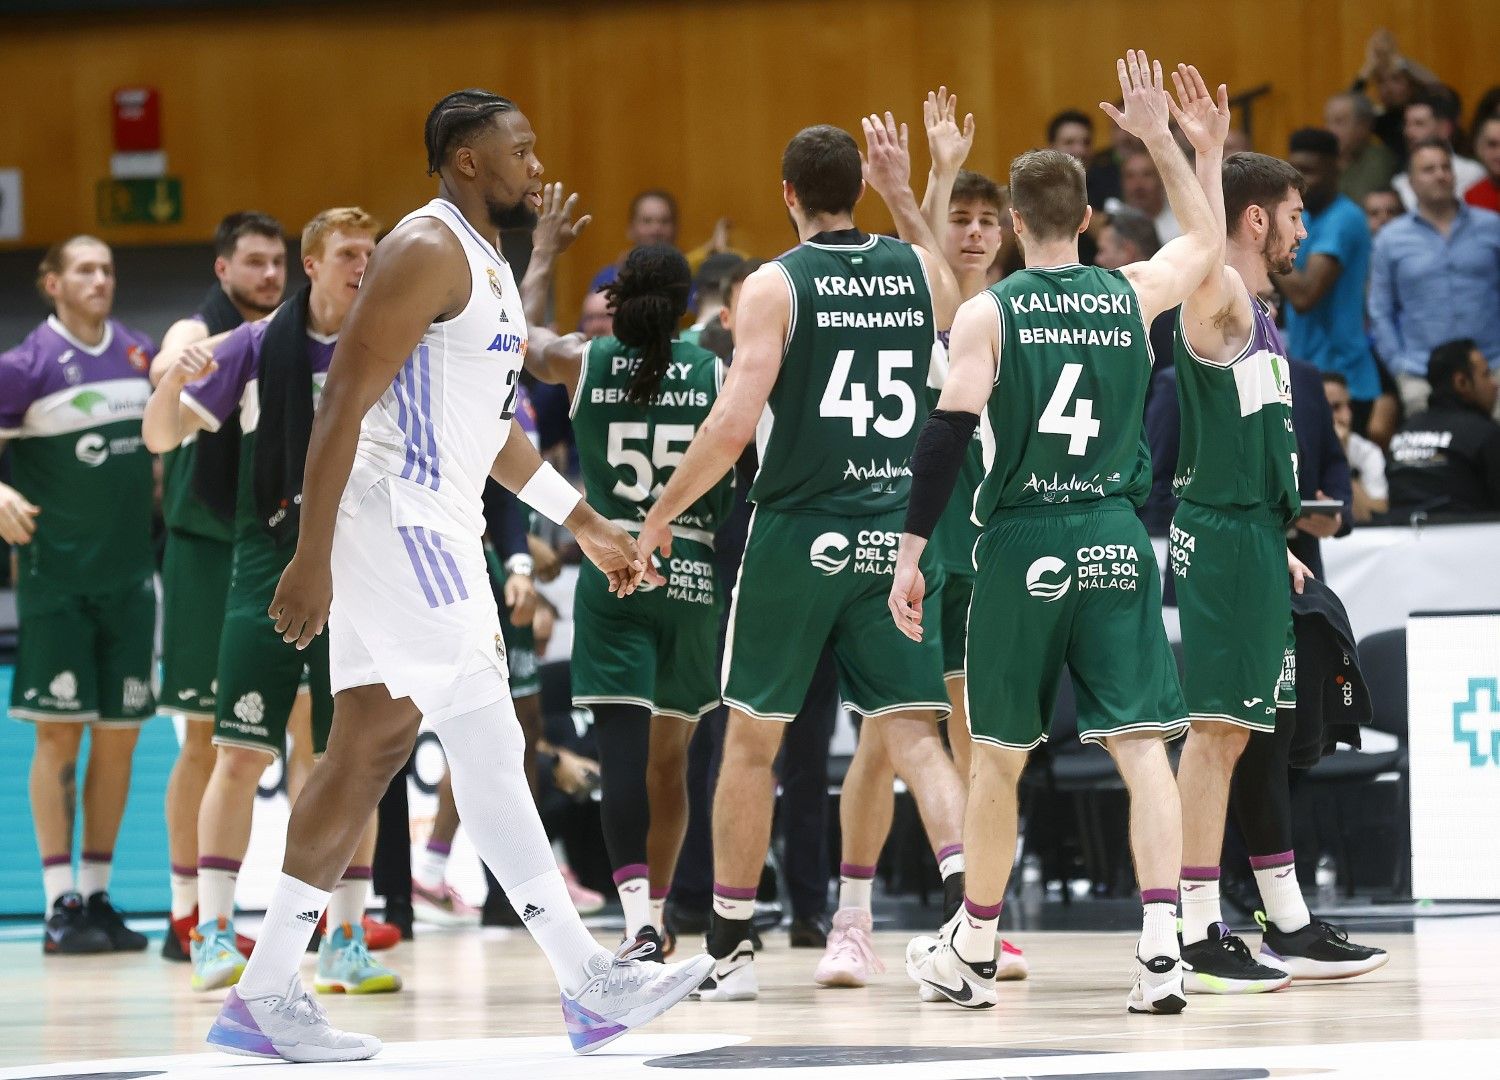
[572,336,732,534]
[750,231,936,515]
[973,264,1153,522]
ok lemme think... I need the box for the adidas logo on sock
[295,910,320,923]
[521,903,543,922]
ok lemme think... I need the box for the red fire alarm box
[112,87,161,152]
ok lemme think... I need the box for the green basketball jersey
[925,334,985,572]
[973,264,1153,522]
[162,441,234,541]
[572,336,732,536]
[749,231,936,515]
[1172,297,1300,523]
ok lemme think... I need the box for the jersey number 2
[819,349,916,438]
[1038,363,1100,456]
[500,369,520,421]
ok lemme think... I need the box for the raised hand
[924,86,975,177]
[1167,64,1231,155]
[164,341,217,390]
[1099,49,1173,143]
[860,111,912,200]
[531,182,592,258]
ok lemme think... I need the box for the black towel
[253,284,315,545]
[190,285,248,522]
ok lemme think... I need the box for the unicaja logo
[75,433,108,466]
[809,532,851,576]
[1024,556,1071,602]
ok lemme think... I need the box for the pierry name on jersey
[813,273,926,329]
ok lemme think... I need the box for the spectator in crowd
[578,288,614,338]
[1084,119,1141,209]
[1387,339,1500,518]
[683,251,743,347]
[1275,128,1381,431]
[1351,27,1442,161]
[1324,91,1399,201]
[1048,109,1094,161]
[1363,187,1404,234]
[1370,138,1500,415]
[1465,114,1500,212]
[1323,372,1389,522]
[1110,148,1180,241]
[1471,87,1500,140]
[1287,356,1353,580]
[1094,206,1159,270]
[1393,93,1486,210]
[589,189,737,293]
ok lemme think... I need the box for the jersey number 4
[608,422,695,502]
[819,349,916,438]
[1039,363,1100,456]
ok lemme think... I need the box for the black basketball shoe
[85,892,148,952]
[1181,922,1291,994]
[44,892,111,955]
[1257,912,1389,981]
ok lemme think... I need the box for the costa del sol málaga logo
[1025,556,1071,602]
[809,532,851,576]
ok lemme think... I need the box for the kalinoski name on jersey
[1008,291,1134,316]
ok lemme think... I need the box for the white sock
[937,845,965,879]
[1180,870,1222,944]
[952,898,999,963]
[435,698,606,996]
[649,893,666,934]
[198,862,239,923]
[614,870,650,938]
[1253,855,1311,931]
[170,868,198,921]
[78,855,111,898]
[1141,902,1180,961]
[837,863,875,913]
[327,870,370,932]
[42,860,73,909]
[238,873,330,998]
[711,889,756,922]
[415,842,451,891]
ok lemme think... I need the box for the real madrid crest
[487,267,504,299]
[495,632,507,662]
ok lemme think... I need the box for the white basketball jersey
[346,198,528,537]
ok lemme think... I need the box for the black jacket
[1288,357,1353,580]
[1289,576,1368,768]
[1387,392,1500,519]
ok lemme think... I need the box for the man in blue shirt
[1274,129,1382,433]
[1369,137,1500,416]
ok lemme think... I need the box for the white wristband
[518,463,582,526]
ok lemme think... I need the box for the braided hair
[606,244,692,406]
[424,89,516,175]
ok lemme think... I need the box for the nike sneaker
[813,908,885,988]
[905,930,998,1008]
[314,922,402,994]
[43,892,111,955]
[85,891,148,952]
[191,916,247,992]
[692,939,758,1001]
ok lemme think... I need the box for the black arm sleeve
[482,478,530,560]
[903,409,980,539]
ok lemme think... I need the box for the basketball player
[532,243,732,956]
[143,208,401,997]
[148,211,287,963]
[818,97,1027,989]
[1168,71,1388,986]
[201,90,710,1063]
[0,236,154,954]
[636,122,966,1001]
[894,53,1221,1013]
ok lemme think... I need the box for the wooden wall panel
[2,0,1496,319]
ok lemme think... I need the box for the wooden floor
[1,920,1496,1078]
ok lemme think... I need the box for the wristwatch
[505,553,535,578]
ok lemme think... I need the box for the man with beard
[1169,138,1387,990]
[149,211,287,964]
[200,90,710,1063]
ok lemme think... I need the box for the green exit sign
[96,177,182,225]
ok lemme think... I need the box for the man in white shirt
[1324,371,1389,522]
[1392,95,1484,210]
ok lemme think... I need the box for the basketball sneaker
[814,908,885,988]
[308,913,401,953]
[628,925,674,962]
[314,922,403,994]
[561,942,714,1053]
[1256,912,1389,980]
[43,892,111,955]
[191,916,247,992]
[1181,922,1291,994]
[411,878,479,926]
[163,907,254,963]
[207,976,382,1062]
[1126,954,1187,1014]
[914,939,1026,1000]
[84,891,148,952]
[691,939,758,1001]
[904,929,998,1009]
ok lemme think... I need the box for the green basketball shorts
[10,576,156,726]
[214,600,332,760]
[966,499,1186,749]
[1170,500,1296,733]
[723,507,948,722]
[161,529,233,720]
[484,545,541,699]
[572,536,722,721]
[936,569,974,682]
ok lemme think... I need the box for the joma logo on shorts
[809,532,851,576]
[1025,556,1071,602]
